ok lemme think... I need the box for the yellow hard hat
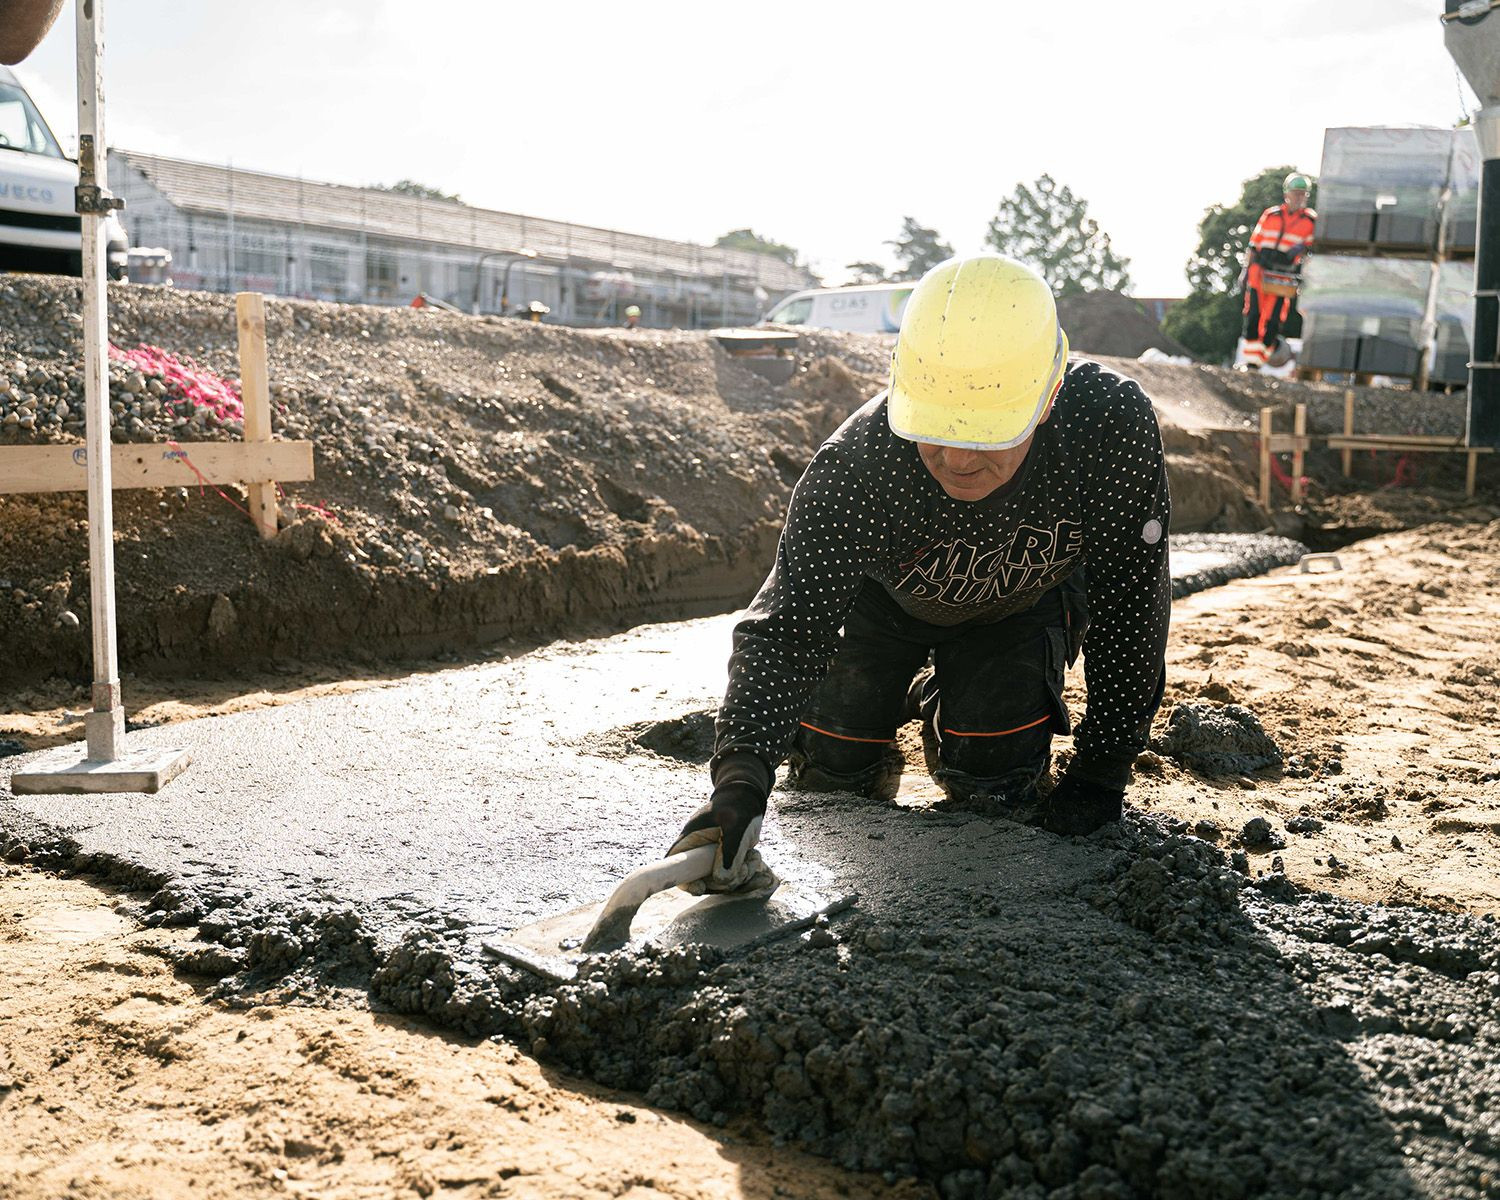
[887,254,1068,450]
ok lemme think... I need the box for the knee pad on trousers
[786,745,904,802]
[931,758,1050,821]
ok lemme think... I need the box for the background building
[107,150,816,326]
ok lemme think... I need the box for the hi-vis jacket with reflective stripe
[1248,204,1317,280]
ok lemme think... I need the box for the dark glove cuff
[711,750,774,802]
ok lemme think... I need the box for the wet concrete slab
[1169,533,1307,597]
[1,615,736,941]
[2,533,1497,1197]
[0,534,1305,947]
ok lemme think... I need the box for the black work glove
[1040,774,1124,836]
[666,780,767,893]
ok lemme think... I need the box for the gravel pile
[1,275,1482,685]
[0,276,888,678]
[104,810,1495,1200]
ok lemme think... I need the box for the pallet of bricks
[1299,126,1475,389]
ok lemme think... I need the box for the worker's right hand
[666,782,766,894]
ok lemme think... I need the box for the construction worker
[671,254,1171,888]
[1240,173,1317,369]
[623,304,642,330]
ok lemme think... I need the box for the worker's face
[917,434,1037,501]
[1285,189,1308,211]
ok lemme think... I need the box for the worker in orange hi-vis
[1239,173,1316,370]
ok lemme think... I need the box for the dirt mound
[2,276,1491,687]
[1056,290,1191,359]
[0,277,887,681]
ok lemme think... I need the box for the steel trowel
[483,844,853,982]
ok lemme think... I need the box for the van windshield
[769,297,813,324]
[0,82,64,158]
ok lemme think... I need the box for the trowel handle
[580,844,716,951]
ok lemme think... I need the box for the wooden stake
[1258,407,1273,511]
[1291,403,1307,505]
[1342,389,1355,478]
[1468,450,1479,499]
[236,292,279,539]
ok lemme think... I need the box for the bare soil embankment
[2,277,1496,714]
[1,277,888,685]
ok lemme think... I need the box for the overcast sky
[13,0,1478,297]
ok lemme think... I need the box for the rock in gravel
[206,594,236,639]
[1239,816,1287,850]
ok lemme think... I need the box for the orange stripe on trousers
[942,713,1050,738]
[798,721,894,744]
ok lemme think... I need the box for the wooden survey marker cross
[0,292,314,537]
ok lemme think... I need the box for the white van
[0,64,128,280]
[763,282,915,334]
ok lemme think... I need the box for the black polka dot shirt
[713,359,1172,796]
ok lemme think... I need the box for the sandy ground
[1143,517,1500,915]
[2,516,1498,1196]
[0,866,926,1199]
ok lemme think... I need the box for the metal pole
[12,0,190,794]
[76,0,124,763]
[1444,4,1500,446]
[1471,150,1500,445]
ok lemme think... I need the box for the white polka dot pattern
[713,360,1172,791]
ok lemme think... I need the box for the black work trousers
[788,579,1082,809]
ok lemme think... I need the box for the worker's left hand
[666,782,768,894]
[1039,774,1124,836]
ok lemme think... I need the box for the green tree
[375,179,464,203]
[714,228,799,266]
[845,260,890,285]
[886,217,953,281]
[1163,164,1304,362]
[984,175,1131,295]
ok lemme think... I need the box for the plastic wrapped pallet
[1428,259,1476,378]
[1431,319,1471,386]
[1299,255,1431,319]
[1321,126,1454,184]
[1301,313,1423,378]
[1444,126,1480,253]
[1318,127,1454,251]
